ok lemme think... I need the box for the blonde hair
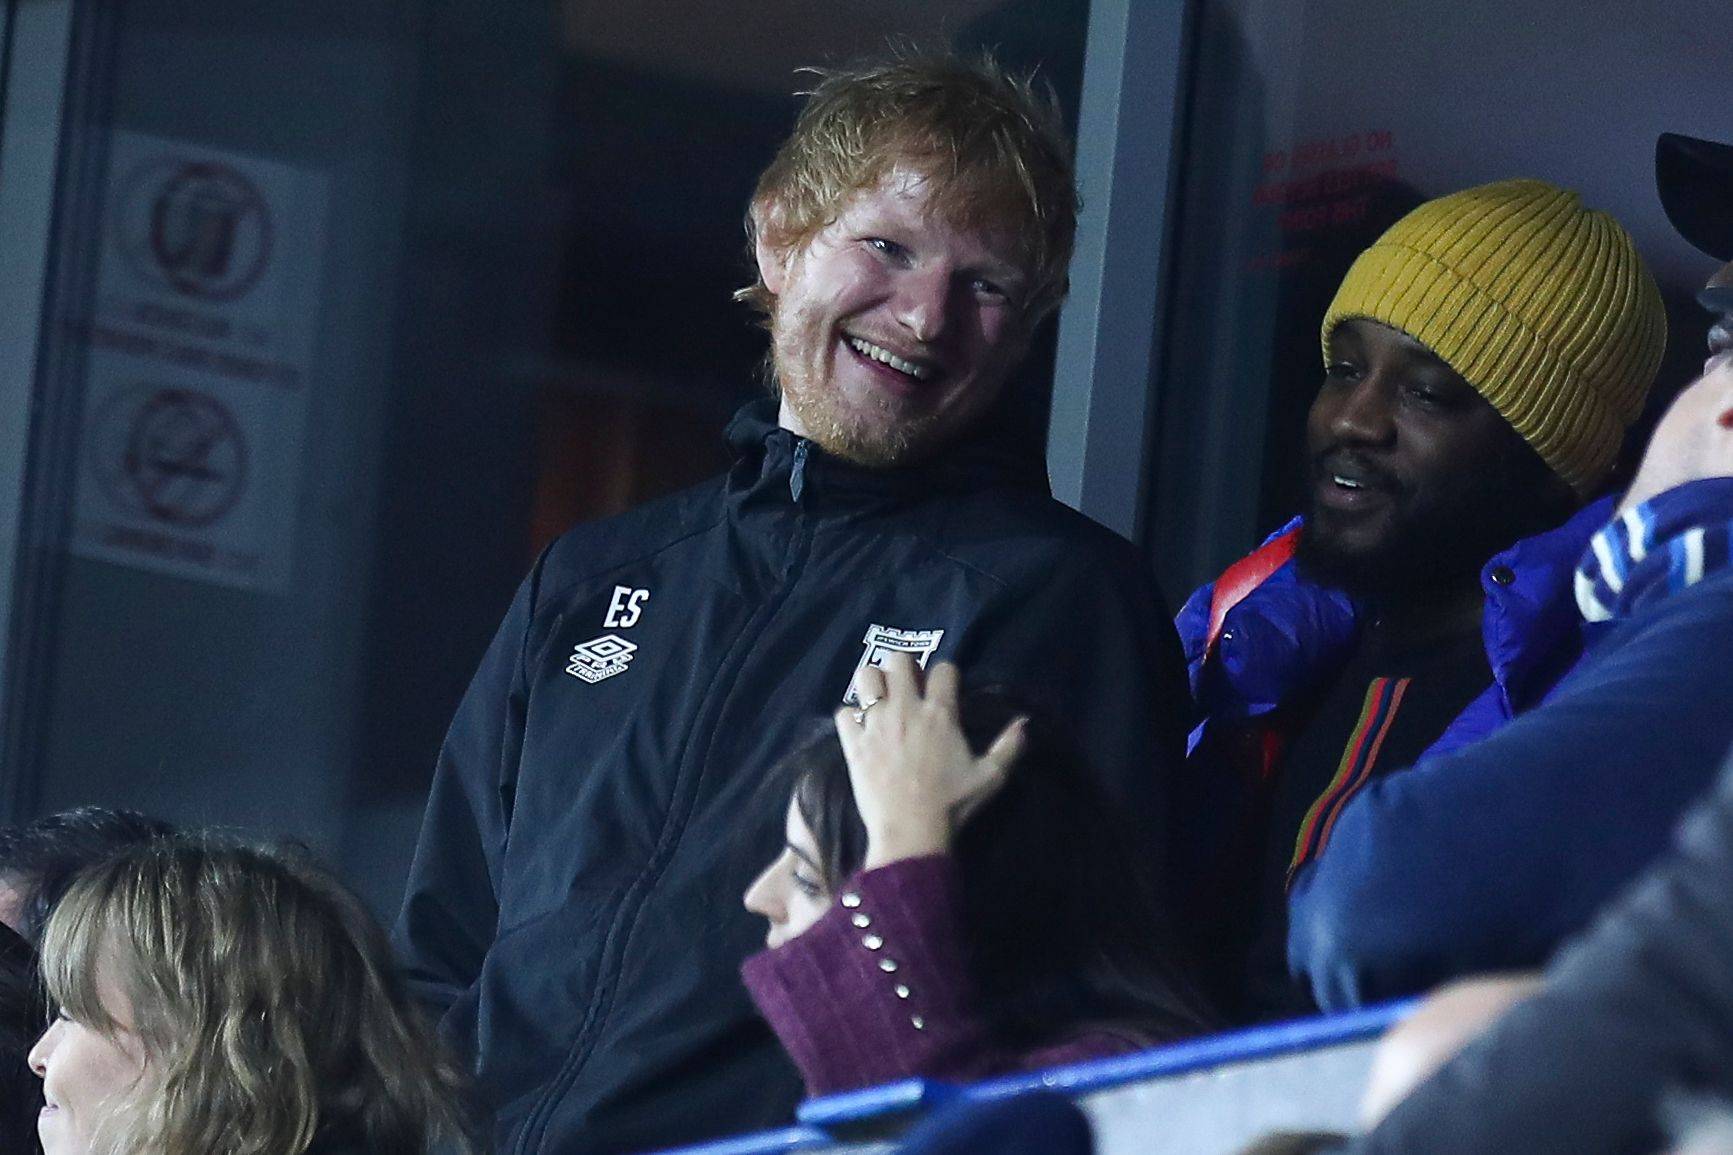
[738,50,1079,326]
[39,836,473,1155]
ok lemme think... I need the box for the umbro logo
[566,634,637,683]
[566,585,651,684]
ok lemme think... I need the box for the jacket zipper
[516,464,817,1153]
[789,438,809,503]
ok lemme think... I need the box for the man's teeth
[849,337,932,380]
[1333,475,1363,489]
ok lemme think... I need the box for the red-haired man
[395,53,1193,1154]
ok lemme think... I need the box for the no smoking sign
[88,386,248,529]
[72,132,328,593]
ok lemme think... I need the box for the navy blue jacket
[1346,741,1733,1155]
[1290,566,1733,1009]
[392,400,1189,1154]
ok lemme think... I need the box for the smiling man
[394,54,1192,1154]
[1174,179,1667,1020]
[753,164,1035,466]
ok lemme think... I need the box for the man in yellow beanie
[1172,179,1666,1021]
[1237,132,1733,1155]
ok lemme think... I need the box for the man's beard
[1295,506,1486,599]
[775,361,920,467]
[1296,466,1564,601]
[770,312,941,469]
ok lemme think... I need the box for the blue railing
[648,1000,1417,1155]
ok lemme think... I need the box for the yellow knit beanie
[1322,179,1667,494]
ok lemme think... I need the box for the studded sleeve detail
[742,855,1161,1095]
[740,854,986,1096]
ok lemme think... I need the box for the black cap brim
[1658,132,1733,262]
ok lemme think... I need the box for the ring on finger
[851,696,881,725]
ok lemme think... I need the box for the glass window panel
[11,0,1091,916]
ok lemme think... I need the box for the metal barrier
[649,1001,1415,1155]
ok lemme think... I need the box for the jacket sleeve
[1345,748,1733,1155]
[1175,575,1218,694]
[954,541,1189,880]
[392,563,539,1023]
[1175,515,1316,716]
[740,855,1144,1096]
[1288,582,1733,1011]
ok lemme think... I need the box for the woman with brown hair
[742,656,1214,1095]
[27,835,473,1155]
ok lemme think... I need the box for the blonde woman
[27,836,472,1155]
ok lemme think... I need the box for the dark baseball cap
[1658,132,1733,261]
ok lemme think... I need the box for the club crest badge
[844,624,946,705]
[566,633,638,683]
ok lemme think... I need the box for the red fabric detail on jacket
[1205,527,1302,657]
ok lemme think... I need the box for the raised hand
[834,654,1027,869]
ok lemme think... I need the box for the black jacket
[393,400,1189,1154]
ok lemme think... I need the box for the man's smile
[1313,451,1399,513]
[845,334,938,382]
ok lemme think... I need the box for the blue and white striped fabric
[1575,477,1733,622]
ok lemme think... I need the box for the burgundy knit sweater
[740,854,1149,1096]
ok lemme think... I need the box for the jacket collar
[1197,499,1612,721]
[722,396,1051,509]
[1480,494,1614,705]
[1575,477,1733,623]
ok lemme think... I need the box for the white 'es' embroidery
[566,634,638,683]
[844,624,946,705]
[604,585,650,629]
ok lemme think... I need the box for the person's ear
[756,237,790,297]
[752,201,794,297]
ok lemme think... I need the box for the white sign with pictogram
[69,132,328,592]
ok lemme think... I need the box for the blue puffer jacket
[1292,563,1733,1012]
[1290,478,1733,1012]
[1169,499,1613,1015]
[1175,497,1615,766]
